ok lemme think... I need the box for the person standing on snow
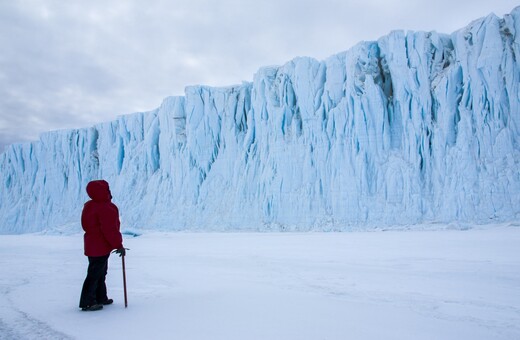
[79,180,126,311]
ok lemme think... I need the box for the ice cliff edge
[1,8,520,233]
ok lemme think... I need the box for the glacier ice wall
[1,8,520,233]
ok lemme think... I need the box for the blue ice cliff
[1,8,520,233]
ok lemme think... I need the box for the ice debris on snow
[1,8,520,233]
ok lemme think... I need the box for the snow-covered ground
[0,225,519,340]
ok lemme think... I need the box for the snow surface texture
[1,9,520,233]
[0,227,519,340]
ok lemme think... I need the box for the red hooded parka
[81,180,124,257]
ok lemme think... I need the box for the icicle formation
[1,8,519,233]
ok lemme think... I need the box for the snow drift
[1,8,520,233]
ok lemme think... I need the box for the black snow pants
[79,254,110,308]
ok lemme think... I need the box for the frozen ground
[0,225,519,340]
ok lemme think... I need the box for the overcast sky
[0,0,518,153]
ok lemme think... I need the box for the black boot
[101,299,113,305]
[81,304,103,311]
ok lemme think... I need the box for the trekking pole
[113,248,129,308]
[122,253,128,308]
